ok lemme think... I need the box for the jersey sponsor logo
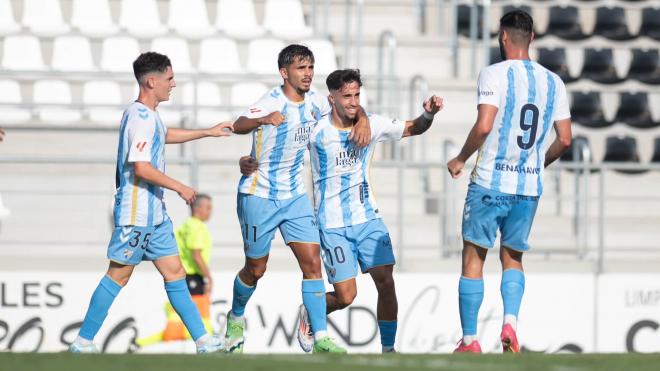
[359,182,369,204]
[136,142,147,152]
[335,147,363,168]
[494,163,540,175]
[294,126,312,144]
[478,89,494,97]
[249,107,261,114]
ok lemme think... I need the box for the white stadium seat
[231,82,268,110]
[198,38,243,74]
[246,38,286,75]
[157,99,184,126]
[301,38,338,75]
[168,0,215,38]
[151,37,194,73]
[0,0,21,35]
[51,36,96,72]
[33,80,82,125]
[182,82,229,125]
[216,0,264,39]
[0,193,10,220]
[263,0,312,39]
[71,0,119,37]
[100,37,141,72]
[83,81,123,126]
[22,0,70,36]
[119,0,167,37]
[1,35,46,71]
[0,80,31,125]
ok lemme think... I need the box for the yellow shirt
[175,217,212,276]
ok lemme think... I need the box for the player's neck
[331,111,354,130]
[136,92,159,111]
[281,83,305,103]
[505,49,531,61]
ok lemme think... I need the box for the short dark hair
[277,44,314,69]
[326,69,362,91]
[133,52,172,84]
[499,10,534,45]
[190,193,211,213]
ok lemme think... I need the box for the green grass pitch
[2,353,660,371]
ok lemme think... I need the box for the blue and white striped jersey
[237,86,331,200]
[470,60,571,196]
[310,113,406,229]
[113,102,168,227]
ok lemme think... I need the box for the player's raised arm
[348,106,371,148]
[166,121,233,144]
[233,111,285,134]
[447,104,498,179]
[402,95,444,138]
[544,118,572,168]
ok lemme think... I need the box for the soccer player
[241,69,443,353]
[447,10,572,353]
[69,52,232,354]
[225,45,370,354]
[133,194,215,348]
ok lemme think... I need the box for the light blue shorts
[462,182,539,252]
[237,193,320,259]
[107,217,178,265]
[319,218,395,284]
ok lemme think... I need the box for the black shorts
[185,274,205,295]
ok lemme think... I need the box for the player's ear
[146,76,155,89]
[279,67,288,80]
[328,93,335,105]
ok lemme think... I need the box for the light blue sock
[165,278,206,341]
[302,279,327,333]
[458,276,484,336]
[378,320,397,348]
[79,275,122,340]
[231,275,256,317]
[501,269,525,318]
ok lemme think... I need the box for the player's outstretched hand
[447,157,465,179]
[349,115,371,148]
[258,111,285,127]
[424,95,444,115]
[208,121,234,137]
[178,185,197,205]
[239,156,258,176]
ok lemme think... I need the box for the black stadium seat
[651,137,660,163]
[627,49,660,85]
[603,136,646,174]
[490,47,503,65]
[639,8,660,41]
[537,48,578,83]
[546,6,590,40]
[458,4,485,38]
[571,92,611,128]
[581,49,624,84]
[614,93,659,129]
[593,7,635,41]
[560,136,596,173]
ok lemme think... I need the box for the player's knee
[336,289,357,308]
[301,256,322,277]
[374,274,395,293]
[246,263,267,281]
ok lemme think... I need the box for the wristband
[423,111,435,120]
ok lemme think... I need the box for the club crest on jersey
[136,141,147,152]
[123,249,134,260]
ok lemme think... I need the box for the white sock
[194,333,210,347]
[504,314,517,331]
[229,311,244,322]
[462,335,477,345]
[314,330,328,341]
[74,336,93,346]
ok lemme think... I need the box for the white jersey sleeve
[553,80,571,121]
[370,114,406,143]
[240,91,282,120]
[477,68,501,108]
[127,115,157,163]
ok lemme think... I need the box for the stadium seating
[0,80,31,125]
[151,37,195,73]
[302,39,338,75]
[593,7,635,41]
[198,38,243,74]
[546,6,590,40]
[51,36,96,72]
[181,82,230,125]
[83,81,123,126]
[71,0,119,37]
[263,0,313,39]
[1,35,46,71]
[559,135,596,173]
[639,7,660,41]
[167,0,215,38]
[651,137,660,163]
[216,0,264,39]
[537,48,579,83]
[571,92,611,129]
[0,0,20,35]
[33,80,82,125]
[457,4,485,38]
[119,0,167,37]
[100,37,141,72]
[22,0,70,36]
[627,49,660,85]
[230,82,269,112]
[603,136,646,174]
[0,193,10,221]
[246,38,286,75]
[614,93,658,129]
[581,49,625,84]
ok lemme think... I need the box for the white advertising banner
[0,271,655,353]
